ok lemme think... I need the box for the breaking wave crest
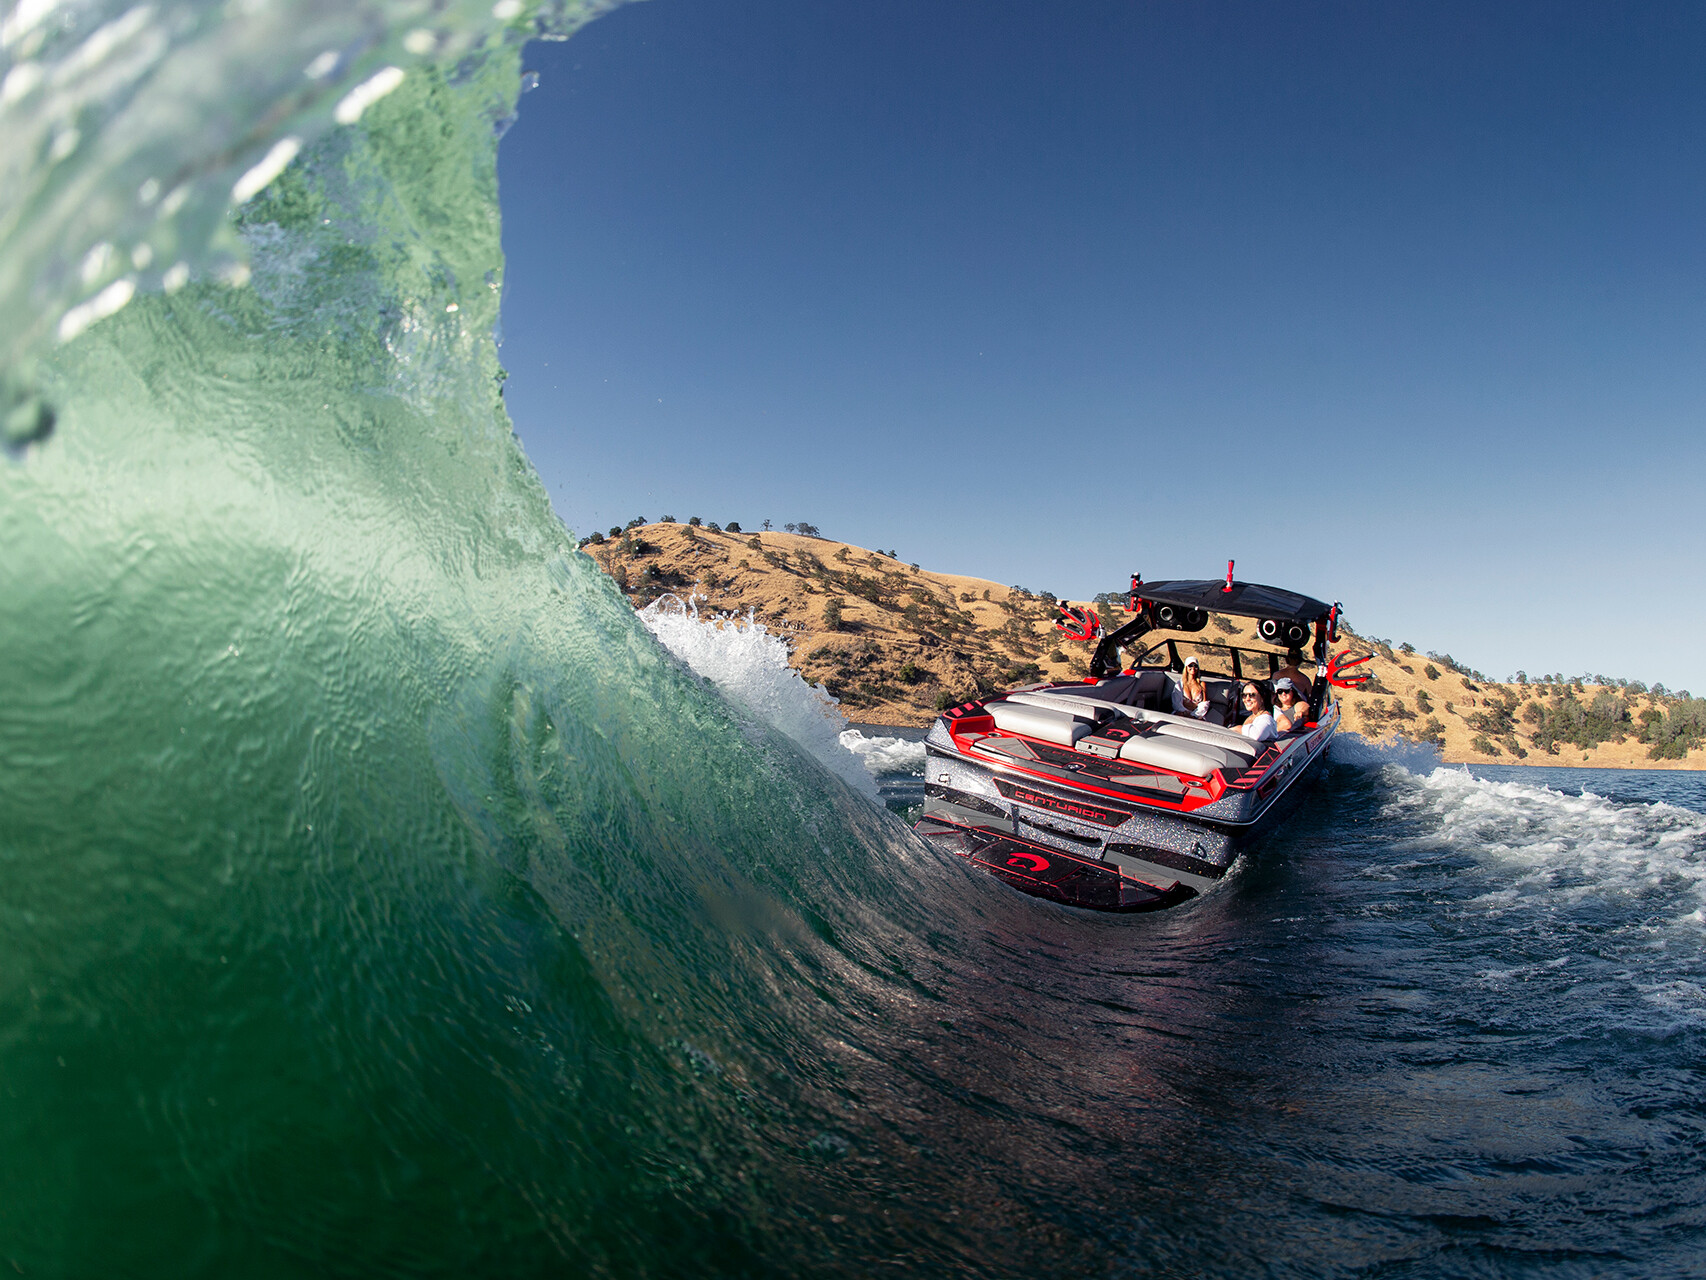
[638,594,878,797]
[839,728,929,777]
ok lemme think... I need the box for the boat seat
[1203,681,1236,727]
[987,700,1091,747]
[1132,670,1169,710]
[1119,731,1248,778]
[1149,719,1259,762]
[1042,671,1168,711]
[1001,691,1260,763]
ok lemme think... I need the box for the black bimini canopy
[1139,579,1330,623]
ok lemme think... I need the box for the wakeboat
[914,566,1369,911]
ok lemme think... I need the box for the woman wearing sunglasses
[1270,675,1312,733]
[1234,682,1278,743]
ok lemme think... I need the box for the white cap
[1183,654,1200,668]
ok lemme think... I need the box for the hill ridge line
[583,523,1704,770]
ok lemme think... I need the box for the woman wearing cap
[1234,682,1278,743]
[1271,677,1312,733]
[1171,655,1212,719]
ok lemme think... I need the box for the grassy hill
[583,522,1706,769]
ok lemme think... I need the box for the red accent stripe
[958,737,1226,813]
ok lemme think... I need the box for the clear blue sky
[497,0,1706,692]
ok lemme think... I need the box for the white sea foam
[1410,769,1705,904]
[1334,741,1706,1039]
[838,730,927,777]
[637,595,879,798]
[1334,729,1706,927]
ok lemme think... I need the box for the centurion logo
[993,779,1131,828]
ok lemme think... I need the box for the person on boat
[1271,676,1312,733]
[1234,682,1278,743]
[1171,655,1212,720]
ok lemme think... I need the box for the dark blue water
[846,735,1706,1277]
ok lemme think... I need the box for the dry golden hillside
[583,523,1704,769]
[583,523,1101,724]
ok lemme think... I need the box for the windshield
[1122,635,1304,682]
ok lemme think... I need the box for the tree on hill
[1523,690,1632,754]
[1639,698,1706,760]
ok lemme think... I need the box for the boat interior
[947,642,1330,789]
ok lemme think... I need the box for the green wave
[1,29,988,1277]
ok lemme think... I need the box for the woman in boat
[1235,682,1278,743]
[1172,654,1212,720]
[1271,675,1312,733]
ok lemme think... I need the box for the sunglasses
[1242,691,1260,701]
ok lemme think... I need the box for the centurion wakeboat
[914,565,1370,911]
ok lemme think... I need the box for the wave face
[5,6,1706,1278]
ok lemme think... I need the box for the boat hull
[913,699,1338,912]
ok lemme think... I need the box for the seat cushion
[1119,732,1245,778]
[1151,720,1260,761]
[988,700,1091,747]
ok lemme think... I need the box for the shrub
[1416,689,1432,713]
[898,662,926,684]
[687,516,702,527]
[1466,699,1516,737]
[934,691,958,711]
[1471,734,1500,756]
[1420,716,1447,746]
[1423,663,1440,681]
[1211,613,1239,634]
[1640,697,1706,759]
[796,522,822,538]
[660,514,675,523]
[1521,690,1630,753]
[706,522,721,533]
[726,521,741,533]
[747,535,762,551]
[626,517,645,529]
[823,596,845,631]
[585,530,605,545]
[1048,648,1068,663]
[608,527,622,538]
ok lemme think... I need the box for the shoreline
[844,721,1704,771]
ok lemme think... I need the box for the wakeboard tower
[914,562,1372,911]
